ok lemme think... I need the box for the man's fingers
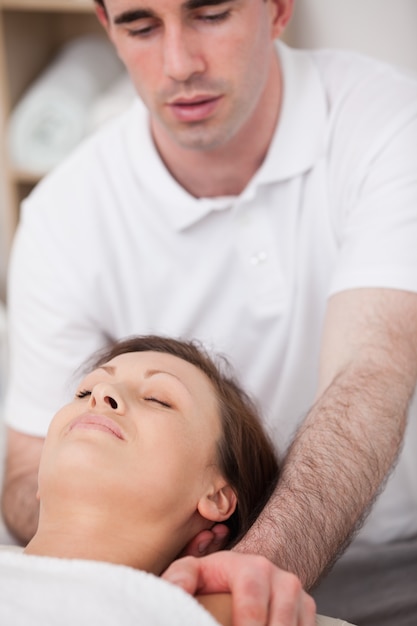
[178,524,230,558]
[163,552,234,595]
[229,557,304,626]
[300,591,317,625]
[267,571,316,626]
[205,524,229,554]
[162,552,317,626]
[231,561,271,626]
[162,556,202,594]
[178,529,214,558]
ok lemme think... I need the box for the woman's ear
[197,484,237,522]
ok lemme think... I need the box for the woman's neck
[24,500,208,575]
[24,514,175,575]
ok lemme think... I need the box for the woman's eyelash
[76,389,91,399]
[145,396,172,408]
[75,390,171,407]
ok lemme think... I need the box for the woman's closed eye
[145,396,172,409]
[76,389,91,399]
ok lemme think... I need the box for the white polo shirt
[6,43,417,545]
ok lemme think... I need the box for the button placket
[235,203,286,317]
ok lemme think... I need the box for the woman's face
[38,350,227,530]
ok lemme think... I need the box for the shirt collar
[248,41,328,191]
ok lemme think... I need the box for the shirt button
[250,251,268,266]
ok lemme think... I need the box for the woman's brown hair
[86,335,279,548]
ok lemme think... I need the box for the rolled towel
[8,35,124,175]
[89,73,137,131]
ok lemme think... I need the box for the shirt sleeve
[4,190,109,437]
[328,66,417,295]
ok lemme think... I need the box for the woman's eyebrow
[97,365,116,375]
[144,369,192,396]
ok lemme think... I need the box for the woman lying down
[0,335,352,626]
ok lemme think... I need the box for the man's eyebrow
[113,0,234,24]
[114,8,156,24]
[184,0,235,11]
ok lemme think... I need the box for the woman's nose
[88,383,124,412]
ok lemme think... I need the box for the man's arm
[1,428,44,544]
[171,288,417,625]
[234,287,417,589]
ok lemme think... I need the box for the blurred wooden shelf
[11,168,43,185]
[0,0,102,259]
[0,0,94,13]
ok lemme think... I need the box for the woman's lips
[167,95,222,122]
[69,414,125,440]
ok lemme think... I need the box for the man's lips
[69,414,125,440]
[167,95,222,122]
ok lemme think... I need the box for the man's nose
[163,26,205,82]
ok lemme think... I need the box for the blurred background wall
[285,0,417,76]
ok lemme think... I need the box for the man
[2,0,417,624]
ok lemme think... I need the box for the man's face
[100,0,289,152]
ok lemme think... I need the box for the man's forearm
[235,363,413,590]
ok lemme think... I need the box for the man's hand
[162,552,316,626]
[1,427,44,544]
[180,524,230,557]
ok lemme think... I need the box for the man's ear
[95,2,110,32]
[268,0,294,39]
[197,484,237,522]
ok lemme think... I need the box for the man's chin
[168,125,234,153]
[151,114,236,155]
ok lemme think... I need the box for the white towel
[0,548,354,625]
[0,549,220,626]
[317,617,353,626]
[8,35,124,175]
